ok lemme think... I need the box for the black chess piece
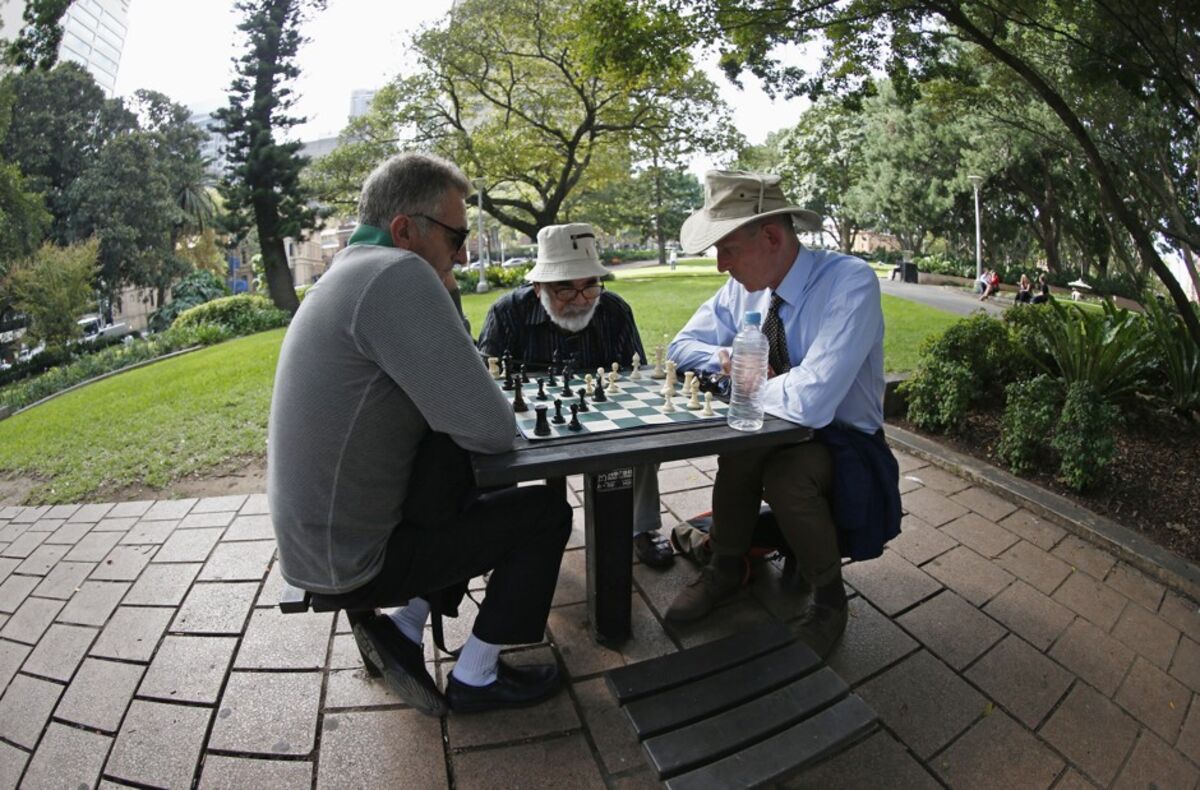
[502,361,514,391]
[535,378,548,400]
[561,368,574,398]
[593,377,607,402]
[568,403,582,431]
[512,382,528,413]
[533,404,551,436]
[547,366,557,387]
[551,398,565,424]
[576,387,589,412]
[519,364,530,384]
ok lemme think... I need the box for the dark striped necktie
[763,292,790,374]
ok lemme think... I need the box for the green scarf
[347,224,393,247]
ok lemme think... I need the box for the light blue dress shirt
[668,247,885,433]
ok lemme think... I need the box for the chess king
[664,170,904,659]
[478,223,676,569]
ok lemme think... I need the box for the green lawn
[0,276,960,503]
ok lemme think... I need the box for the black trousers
[320,434,572,645]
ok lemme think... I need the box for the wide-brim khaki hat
[527,222,611,282]
[679,170,823,254]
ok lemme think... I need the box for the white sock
[450,634,501,687]
[386,597,430,646]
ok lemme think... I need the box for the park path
[0,440,1197,788]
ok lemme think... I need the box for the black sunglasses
[413,213,469,250]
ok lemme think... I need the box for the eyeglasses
[413,214,469,251]
[549,282,604,301]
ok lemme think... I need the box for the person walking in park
[663,170,901,659]
[268,152,572,717]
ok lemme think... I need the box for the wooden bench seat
[605,621,877,788]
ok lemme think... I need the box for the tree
[213,0,324,315]
[9,239,98,346]
[777,99,867,252]
[4,0,70,72]
[0,62,135,244]
[630,0,1200,345]
[308,0,737,240]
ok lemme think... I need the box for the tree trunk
[261,238,299,314]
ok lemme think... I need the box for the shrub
[900,313,1023,432]
[1141,298,1200,419]
[149,270,230,332]
[915,252,974,279]
[172,294,289,336]
[902,358,979,433]
[996,374,1061,475]
[1052,381,1120,491]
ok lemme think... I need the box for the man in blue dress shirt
[665,170,899,659]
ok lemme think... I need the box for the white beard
[539,288,598,334]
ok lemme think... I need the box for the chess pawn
[606,370,619,395]
[630,354,642,380]
[661,390,675,414]
[488,356,501,379]
[702,391,714,416]
[584,373,594,392]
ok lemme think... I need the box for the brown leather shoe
[664,557,746,623]
[793,601,849,660]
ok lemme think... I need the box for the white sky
[112,0,809,174]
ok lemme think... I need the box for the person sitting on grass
[478,223,675,569]
[268,152,572,718]
[1015,273,1033,304]
[1031,272,1051,304]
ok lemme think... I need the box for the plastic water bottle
[727,311,769,432]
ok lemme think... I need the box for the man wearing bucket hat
[478,223,674,568]
[270,152,573,716]
[664,170,901,659]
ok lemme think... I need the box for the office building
[349,88,378,121]
[0,0,130,95]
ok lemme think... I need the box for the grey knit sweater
[267,244,515,594]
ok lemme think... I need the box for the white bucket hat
[679,170,823,254]
[526,222,611,283]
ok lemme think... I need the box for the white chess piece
[584,374,594,391]
[630,354,642,380]
[651,346,665,379]
[661,361,677,397]
[606,370,619,395]
[702,391,714,416]
[661,390,675,413]
[488,356,501,379]
[686,378,701,410]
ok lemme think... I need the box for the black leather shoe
[446,660,562,714]
[793,601,849,660]
[634,531,675,568]
[353,613,447,717]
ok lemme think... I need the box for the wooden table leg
[584,467,634,644]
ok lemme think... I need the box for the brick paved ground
[0,449,1197,788]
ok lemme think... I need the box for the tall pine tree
[213,0,322,314]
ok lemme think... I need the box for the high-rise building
[0,0,130,95]
[349,89,378,121]
[188,110,228,179]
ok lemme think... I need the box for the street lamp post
[471,177,490,293]
[968,175,983,280]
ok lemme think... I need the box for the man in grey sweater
[268,152,572,716]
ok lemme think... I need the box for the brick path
[0,450,1197,788]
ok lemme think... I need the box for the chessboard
[498,372,728,441]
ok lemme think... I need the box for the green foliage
[0,323,230,411]
[900,312,1021,432]
[1021,300,1154,405]
[149,270,230,332]
[9,239,98,346]
[1051,381,1119,491]
[213,0,324,314]
[4,0,70,71]
[453,264,534,292]
[996,374,1061,475]
[171,294,289,336]
[1141,298,1200,419]
[914,252,973,278]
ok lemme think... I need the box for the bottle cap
[743,311,761,326]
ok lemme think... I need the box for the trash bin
[902,262,919,283]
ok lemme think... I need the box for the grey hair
[357,152,472,228]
